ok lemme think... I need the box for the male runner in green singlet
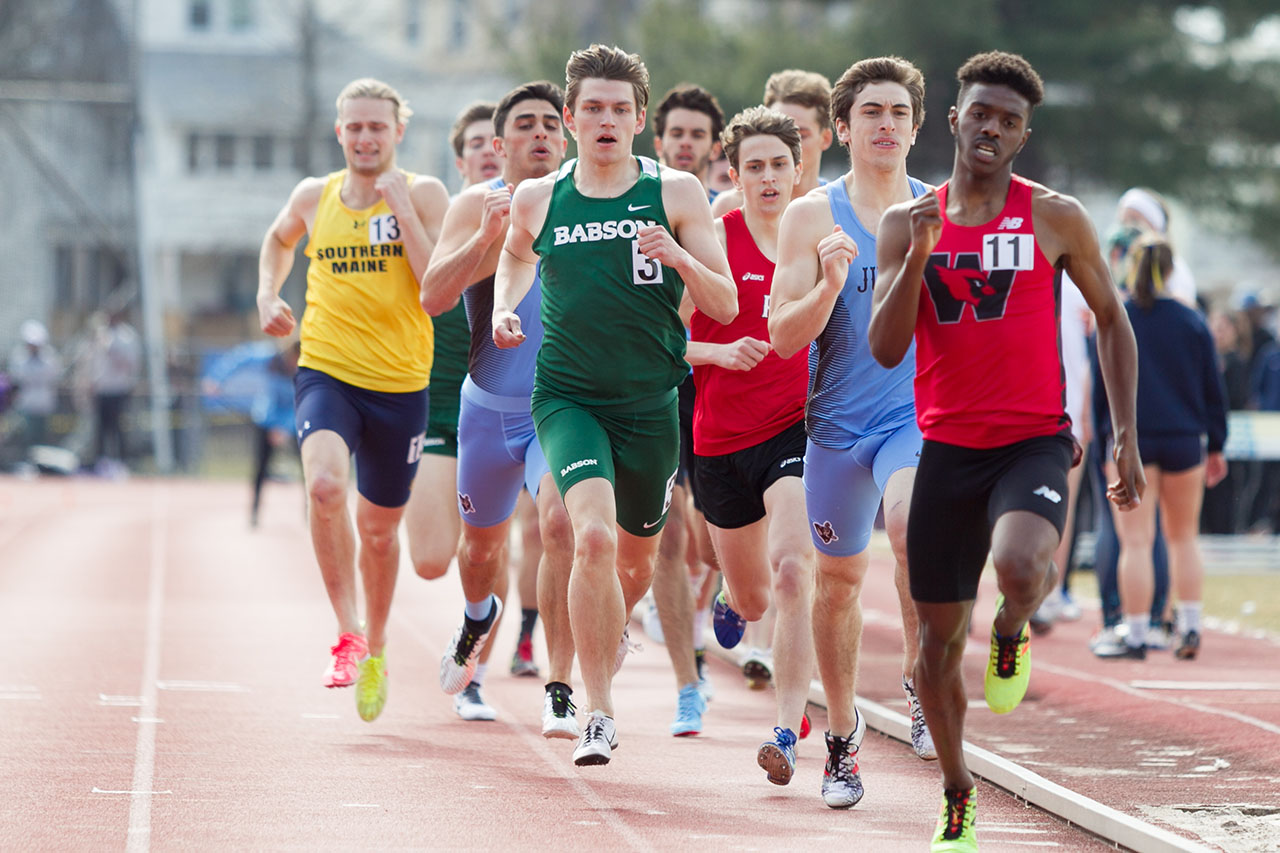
[492,44,737,767]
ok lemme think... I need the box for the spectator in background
[1115,187,1197,308]
[1240,290,1276,383]
[8,320,63,455]
[203,340,301,527]
[89,306,142,476]
[1093,235,1227,661]
[1200,308,1252,533]
[1247,296,1280,532]
[1089,227,1173,655]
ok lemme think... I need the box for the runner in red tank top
[685,106,815,788]
[868,52,1144,852]
[691,207,807,455]
[914,175,1069,448]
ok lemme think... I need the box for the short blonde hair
[335,78,412,125]
[763,69,833,130]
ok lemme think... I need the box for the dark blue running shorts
[294,366,429,508]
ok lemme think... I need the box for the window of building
[450,0,467,50]
[187,132,202,171]
[229,0,254,30]
[405,0,421,43]
[215,134,236,170]
[252,135,273,170]
[189,0,211,30]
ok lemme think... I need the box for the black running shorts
[907,433,1072,603]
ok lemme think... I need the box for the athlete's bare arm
[709,187,742,218]
[868,188,942,367]
[1033,186,1145,510]
[653,168,737,325]
[373,173,449,284]
[257,178,324,337]
[682,216,769,371]
[768,189,848,360]
[420,181,513,315]
[492,175,553,348]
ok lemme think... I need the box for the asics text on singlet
[913,175,1069,448]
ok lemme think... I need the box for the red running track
[2,475,1274,851]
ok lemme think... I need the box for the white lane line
[0,685,40,700]
[94,787,172,796]
[342,803,380,809]
[300,713,340,720]
[1035,660,1280,737]
[1130,680,1280,692]
[157,680,249,693]
[393,614,655,853]
[127,484,168,853]
[100,694,143,707]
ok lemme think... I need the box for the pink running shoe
[324,632,368,688]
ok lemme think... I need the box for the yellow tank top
[300,169,433,392]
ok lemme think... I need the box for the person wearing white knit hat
[1116,187,1197,308]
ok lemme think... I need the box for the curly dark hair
[956,51,1044,109]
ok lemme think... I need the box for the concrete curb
[702,641,1213,853]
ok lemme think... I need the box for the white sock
[1124,615,1148,648]
[474,663,488,687]
[1181,602,1203,633]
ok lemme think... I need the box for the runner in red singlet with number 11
[869,51,1145,852]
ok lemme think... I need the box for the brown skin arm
[1033,186,1145,510]
[868,189,942,367]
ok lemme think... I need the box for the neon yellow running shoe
[356,653,387,722]
[984,596,1030,714]
[931,786,977,851]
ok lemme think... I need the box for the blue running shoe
[713,591,746,649]
[669,683,706,736]
[757,726,798,785]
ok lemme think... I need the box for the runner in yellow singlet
[257,78,449,723]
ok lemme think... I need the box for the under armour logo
[458,493,476,514]
[813,520,839,545]
[997,216,1023,230]
[1033,485,1062,504]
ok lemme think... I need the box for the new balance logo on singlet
[997,217,1023,230]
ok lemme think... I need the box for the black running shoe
[1174,629,1200,660]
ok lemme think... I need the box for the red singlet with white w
[914,175,1069,448]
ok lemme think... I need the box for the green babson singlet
[531,156,687,407]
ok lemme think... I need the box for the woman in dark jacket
[1093,235,1227,660]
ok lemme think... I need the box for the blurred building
[136,0,520,352]
[0,0,136,347]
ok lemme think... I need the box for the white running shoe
[439,597,503,695]
[902,676,937,760]
[573,711,618,766]
[613,627,640,675]
[542,682,580,739]
[453,682,497,721]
